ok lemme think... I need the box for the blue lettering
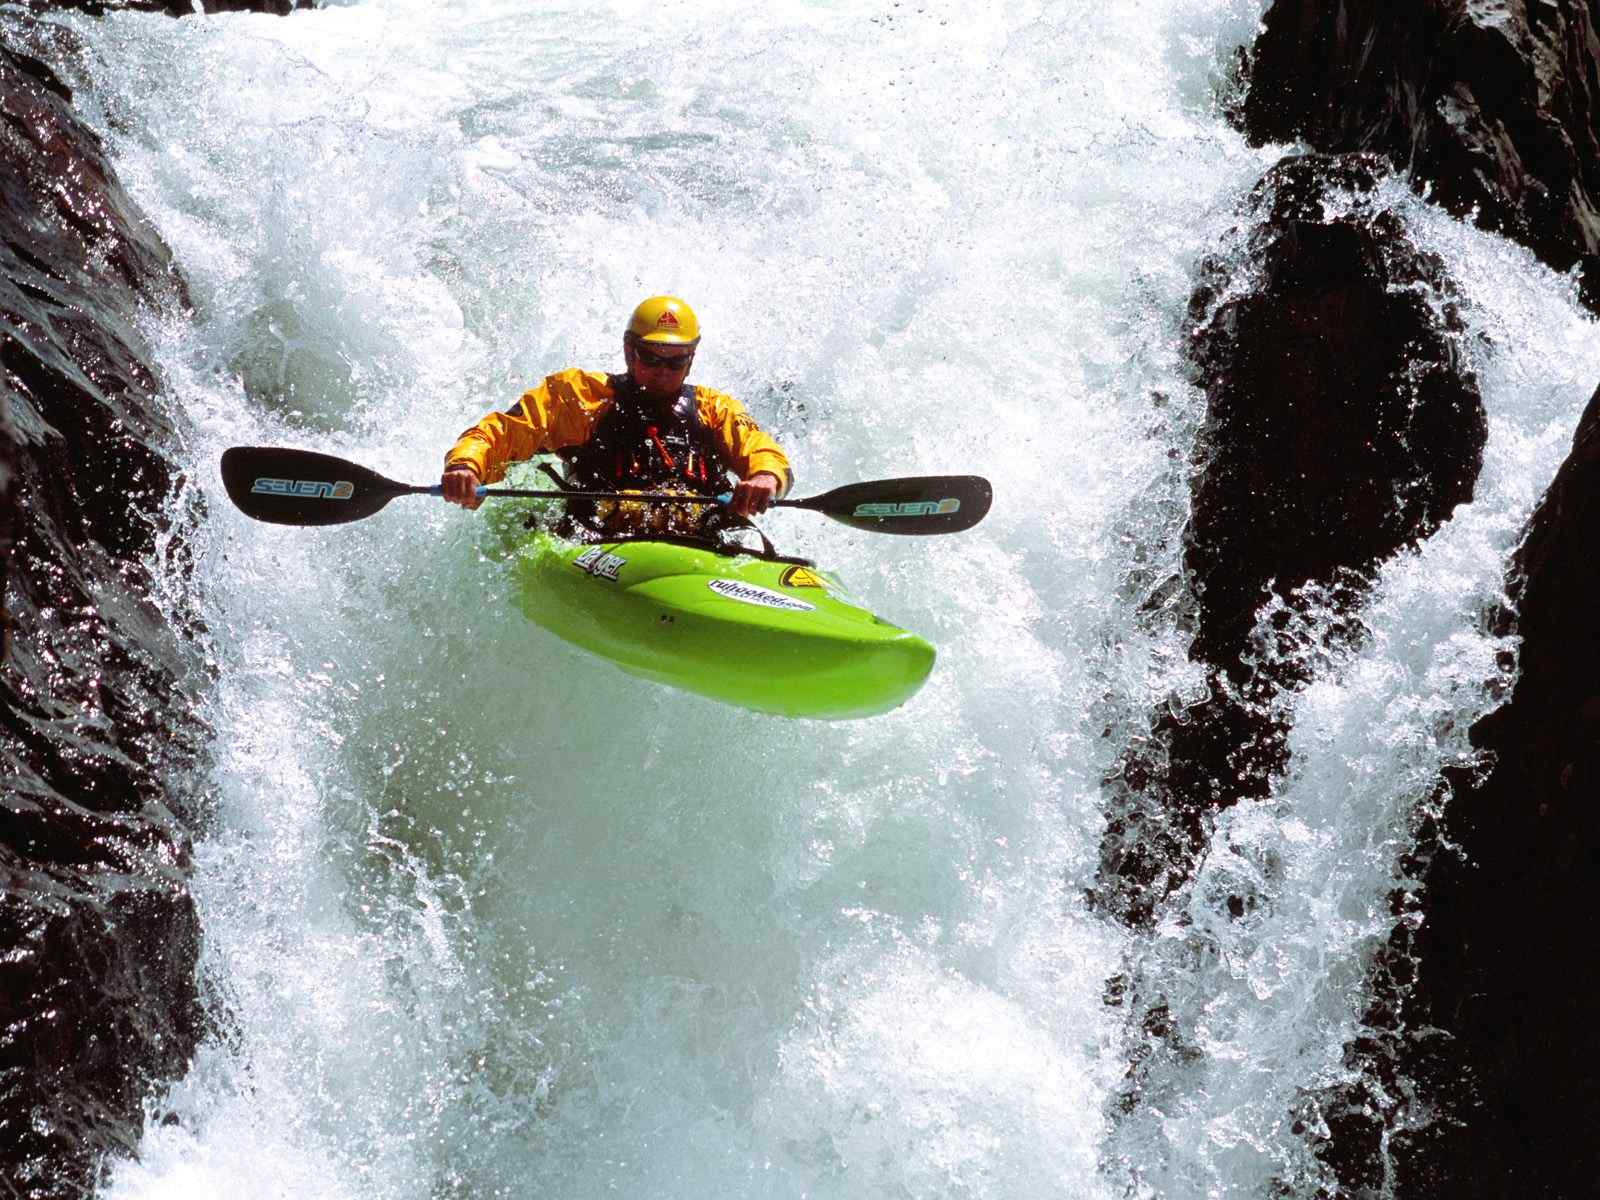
[252,477,355,500]
[852,499,961,518]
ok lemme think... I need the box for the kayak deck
[510,531,935,719]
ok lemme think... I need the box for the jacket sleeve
[695,387,793,495]
[444,369,612,483]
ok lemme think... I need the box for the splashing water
[45,0,1600,1196]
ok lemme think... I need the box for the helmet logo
[656,310,680,329]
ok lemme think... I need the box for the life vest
[560,378,729,496]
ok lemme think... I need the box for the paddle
[220,446,992,535]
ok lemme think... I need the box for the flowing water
[44,0,1600,1195]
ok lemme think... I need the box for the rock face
[1353,385,1600,1196]
[1095,153,1487,929]
[1235,3,1600,1195]
[1184,155,1486,676]
[1242,0,1600,309]
[1404,384,1600,1195]
[0,30,208,1200]
[1309,386,1600,1199]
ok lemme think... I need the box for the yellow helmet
[625,295,700,346]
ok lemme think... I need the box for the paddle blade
[220,446,415,526]
[796,475,993,535]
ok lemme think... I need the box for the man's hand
[729,471,782,518]
[441,465,484,510]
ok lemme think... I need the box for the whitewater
[47,0,1600,1195]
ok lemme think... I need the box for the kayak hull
[510,533,935,719]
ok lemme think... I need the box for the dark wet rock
[2,32,208,1199]
[1229,3,1600,1192]
[1093,153,1487,930]
[1312,382,1600,1198]
[1240,0,1600,310]
[1184,155,1486,673]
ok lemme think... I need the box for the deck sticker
[707,579,815,612]
[573,546,626,581]
[779,566,826,589]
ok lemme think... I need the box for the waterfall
[43,1,1597,1195]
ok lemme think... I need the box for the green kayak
[508,530,935,719]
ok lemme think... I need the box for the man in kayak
[440,296,790,535]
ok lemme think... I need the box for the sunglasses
[630,341,695,370]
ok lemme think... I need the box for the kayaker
[440,296,790,535]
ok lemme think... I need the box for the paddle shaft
[438,486,732,505]
[438,484,791,507]
[221,445,992,533]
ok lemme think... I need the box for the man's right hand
[441,465,484,510]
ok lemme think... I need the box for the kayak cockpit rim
[561,529,816,567]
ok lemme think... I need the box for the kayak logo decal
[707,579,815,612]
[852,498,961,518]
[252,476,355,500]
[779,566,826,589]
[573,547,626,581]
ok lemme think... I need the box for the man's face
[625,337,696,400]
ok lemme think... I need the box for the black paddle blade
[220,446,416,526]
[797,475,993,535]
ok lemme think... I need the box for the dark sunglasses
[630,341,695,370]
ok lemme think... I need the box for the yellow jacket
[444,368,791,491]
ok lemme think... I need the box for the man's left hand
[729,471,782,517]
